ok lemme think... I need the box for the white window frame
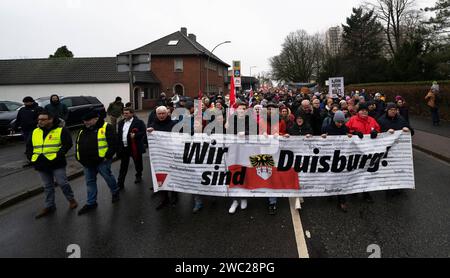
[174,58,183,72]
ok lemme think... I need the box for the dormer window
[168,40,179,46]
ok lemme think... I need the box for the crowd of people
[21,81,443,219]
[146,85,417,214]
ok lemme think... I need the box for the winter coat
[15,102,44,132]
[287,122,313,136]
[323,121,349,136]
[75,119,117,167]
[377,113,414,136]
[346,114,381,134]
[26,118,72,172]
[107,101,124,118]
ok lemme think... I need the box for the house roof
[120,30,230,67]
[0,57,160,85]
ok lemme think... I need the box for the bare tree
[365,0,417,56]
[270,30,324,82]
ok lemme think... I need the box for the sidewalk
[0,111,149,210]
[409,116,450,163]
[0,112,448,211]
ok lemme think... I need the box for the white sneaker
[229,200,239,214]
[240,199,247,210]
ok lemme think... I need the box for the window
[174,58,183,72]
[60,98,73,107]
[5,102,21,111]
[168,40,179,46]
[218,66,223,76]
[85,96,101,104]
[205,60,217,71]
[72,97,90,106]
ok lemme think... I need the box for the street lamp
[249,66,257,91]
[206,40,231,96]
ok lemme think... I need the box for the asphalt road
[0,149,448,258]
[301,150,450,258]
[0,153,298,258]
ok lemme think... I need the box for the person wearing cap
[27,110,78,219]
[321,111,353,212]
[75,110,119,215]
[16,96,44,167]
[346,103,381,203]
[107,96,124,129]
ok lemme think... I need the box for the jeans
[431,107,440,125]
[83,160,119,205]
[38,168,75,208]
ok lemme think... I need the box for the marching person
[321,111,353,212]
[147,106,179,210]
[16,96,44,167]
[26,111,78,219]
[117,108,147,190]
[346,103,381,203]
[75,110,119,215]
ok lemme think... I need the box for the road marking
[289,198,309,258]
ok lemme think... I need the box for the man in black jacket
[117,108,147,190]
[378,103,414,135]
[75,110,119,215]
[26,111,78,219]
[147,106,178,210]
[16,96,44,167]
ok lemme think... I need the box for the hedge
[347,81,450,121]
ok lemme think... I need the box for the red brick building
[121,27,230,109]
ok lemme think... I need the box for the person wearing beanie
[321,110,353,212]
[75,108,119,215]
[346,102,381,204]
[16,96,45,167]
[45,94,69,124]
[378,102,413,136]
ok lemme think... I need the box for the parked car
[0,101,22,136]
[0,96,106,137]
[35,96,107,127]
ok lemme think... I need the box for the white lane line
[289,197,309,258]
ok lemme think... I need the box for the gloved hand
[370,130,378,139]
[353,131,364,139]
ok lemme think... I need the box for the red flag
[197,89,203,118]
[230,76,236,108]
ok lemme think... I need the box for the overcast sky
[0,0,436,76]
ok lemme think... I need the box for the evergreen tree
[49,46,74,58]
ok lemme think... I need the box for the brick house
[121,27,230,109]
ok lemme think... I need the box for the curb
[0,158,118,211]
[412,144,450,164]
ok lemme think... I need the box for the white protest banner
[329,77,344,97]
[147,131,415,197]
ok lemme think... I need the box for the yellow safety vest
[76,122,109,160]
[31,127,63,162]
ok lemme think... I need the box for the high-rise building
[326,26,342,56]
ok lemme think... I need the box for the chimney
[188,33,196,42]
[180,27,187,36]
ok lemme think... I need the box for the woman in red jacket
[345,103,381,203]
